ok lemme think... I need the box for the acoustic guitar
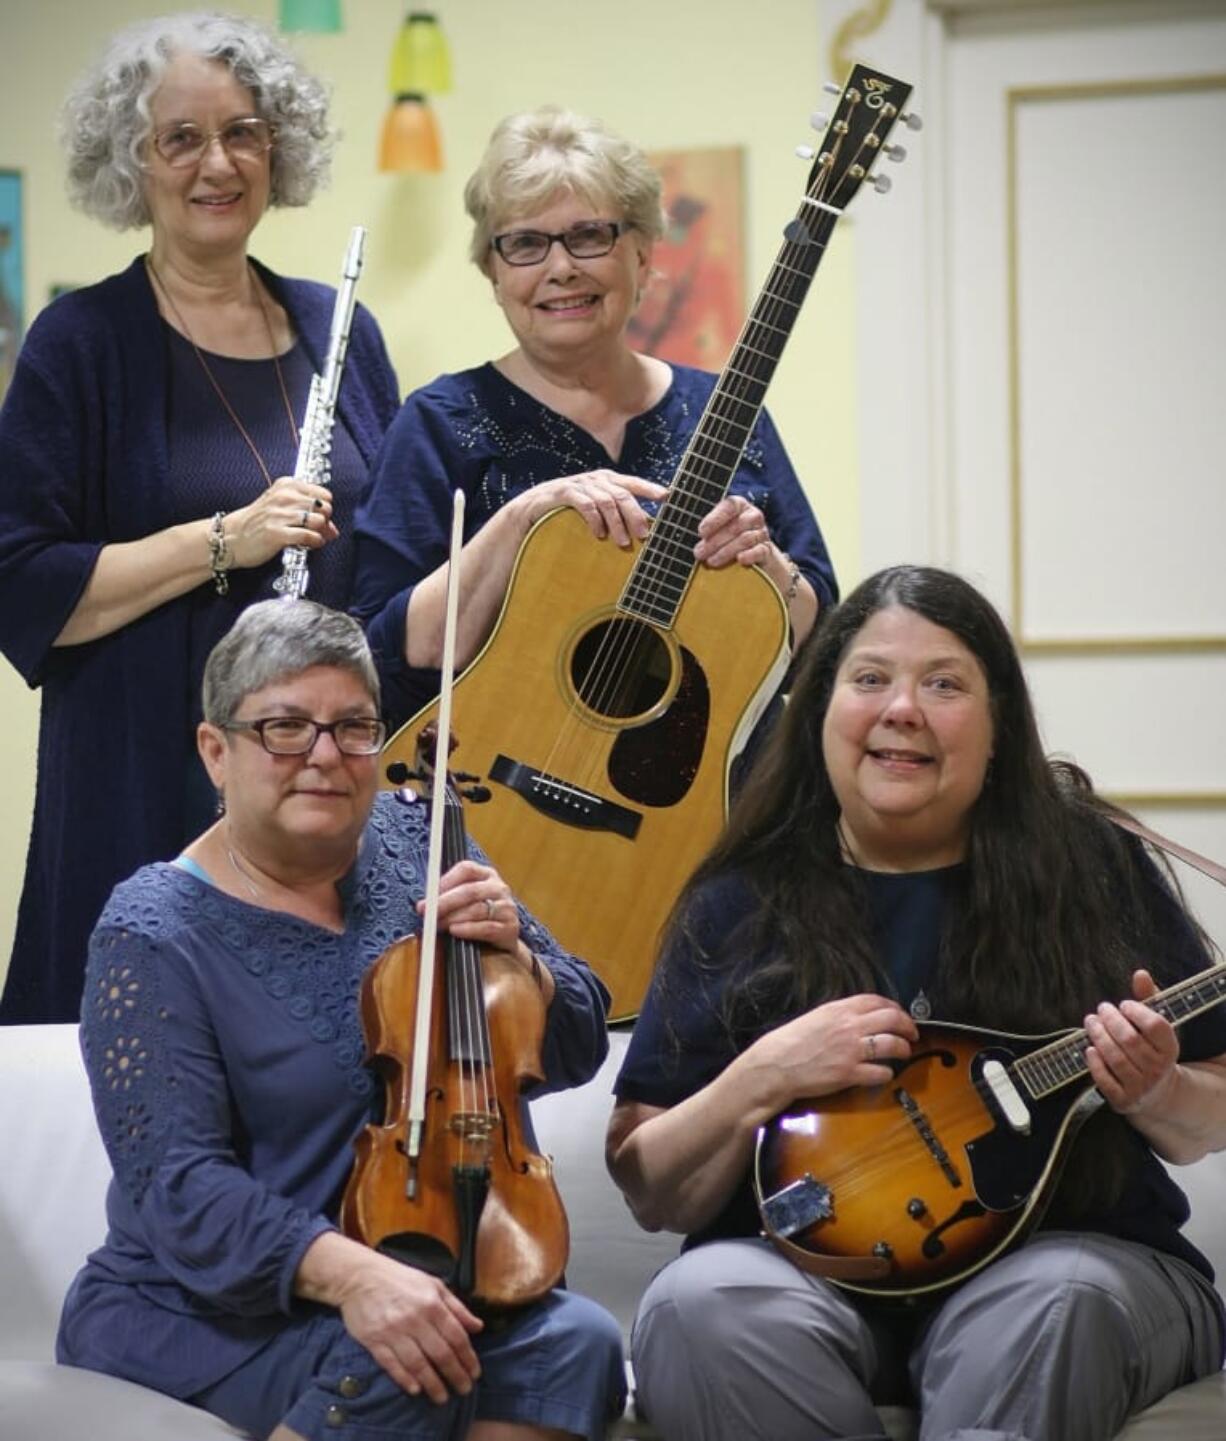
[383,65,916,1020]
[754,959,1226,1298]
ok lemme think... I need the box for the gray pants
[631,1233,1224,1441]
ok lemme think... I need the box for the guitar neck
[620,206,839,627]
[618,63,913,630]
[1016,960,1226,1098]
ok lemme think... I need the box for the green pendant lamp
[278,0,343,33]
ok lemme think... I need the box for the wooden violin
[340,492,568,1308]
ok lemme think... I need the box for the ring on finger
[484,897,496,921]
[299,509,310,528]
[865,1033,878,1062]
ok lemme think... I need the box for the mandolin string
[536,113,865,796]
[782,968,1226,1226]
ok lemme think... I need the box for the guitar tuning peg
[901,110,923,131]
[822,81,843,96]
[868,173,893,194]
[884,144,907,163]
[795,145,816,160]
[809,111,829,132]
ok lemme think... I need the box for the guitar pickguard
[607,646,710,807]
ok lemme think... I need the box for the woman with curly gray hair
[0,12,400,1026]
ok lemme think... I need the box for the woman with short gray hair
[59,599,624,1441]
[0,12,400,1026]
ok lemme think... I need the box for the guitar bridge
[760,1173,833,1238]
[489,755,642,840]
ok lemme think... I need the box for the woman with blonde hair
[352,105,836,728]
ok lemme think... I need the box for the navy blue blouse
[616,855,1226,1281]
[0,258,401,1024]
[351,362,838,731]
[57,792,610,1398]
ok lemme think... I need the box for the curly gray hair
[464,106,666,273]
[61,10,334,231]
[203,600,380,728]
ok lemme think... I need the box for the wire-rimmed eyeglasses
[222,716,386,756]
[149,117,276,169]
[490,220,630,267]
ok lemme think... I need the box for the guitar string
[568,104,886,790]
[531,108,884,799]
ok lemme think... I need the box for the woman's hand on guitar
[513,469,667,547]
[694,493,771,570]
[421,858,520,953]
[747,993,917,1106]
[334,1249,483,1402]
[1084,968,1181,1117]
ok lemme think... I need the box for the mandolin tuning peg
[822,81,842,96]
[809,111,829,132]
[795,144,816,160]
[884,144,907,163]
[901,110,923,131]
[868,173,892,194]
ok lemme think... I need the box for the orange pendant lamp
[379,11,452,173]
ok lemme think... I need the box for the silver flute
[274,224,367,601]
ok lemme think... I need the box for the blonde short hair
[464,106,665,271]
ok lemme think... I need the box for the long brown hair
[664,566,1212,1041]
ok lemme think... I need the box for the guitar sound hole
[571,620,672,721]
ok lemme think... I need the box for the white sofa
[2,1023,1224,1440]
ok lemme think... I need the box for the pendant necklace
[146,256,300,487]
[224,838,264,903]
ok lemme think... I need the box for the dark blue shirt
[0,257,401,1024]
[57,792,610,1398]
[351,362,838,732]
[616,859,1226,1280]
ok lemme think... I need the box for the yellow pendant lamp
[379,11,452,173]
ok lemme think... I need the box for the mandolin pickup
[760,1173,834,1239]
[489,755,643,841]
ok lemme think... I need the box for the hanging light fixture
[379,95,443,173]
[278,0,343,33]
[378,10,452,173]
[389,11,452,94]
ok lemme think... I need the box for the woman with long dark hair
[607,565,1226,1441]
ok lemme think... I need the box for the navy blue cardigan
[0,257,400,1023]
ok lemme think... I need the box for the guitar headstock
[797,64,917,215]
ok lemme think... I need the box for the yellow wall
[0,0,861,980]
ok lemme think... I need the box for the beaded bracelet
[779,552,802,603]
[207,511,233,596]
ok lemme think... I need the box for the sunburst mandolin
[754,960,1226,1298]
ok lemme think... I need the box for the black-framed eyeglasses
[149,116,276,169]
[223,716,386,756]
[490,220,630,267]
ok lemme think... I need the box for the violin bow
[405,490,466,1179]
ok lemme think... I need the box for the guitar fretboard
[1015,961,1226,1098]
[620,220,838,628]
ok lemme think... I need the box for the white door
[829,0,1226,938]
